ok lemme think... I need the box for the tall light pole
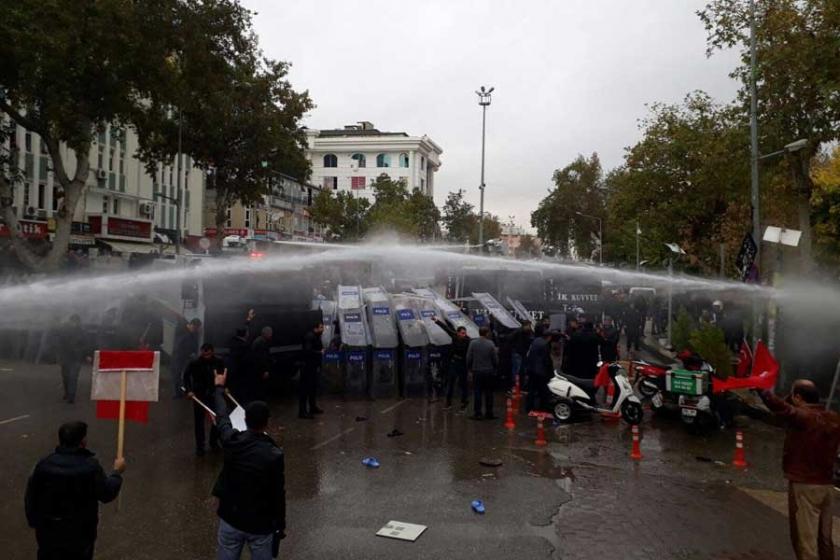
[664,242,685,349]
[476,86,493,249]
[575,211,603,266]
[175,108,183,255]
[635,220,641,270]
[749,0,760,343]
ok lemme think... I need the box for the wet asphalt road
[0,357,820,559]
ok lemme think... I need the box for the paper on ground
[230,406,247,431]
[376,521,427,542]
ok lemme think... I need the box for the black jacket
[250,336,273,376]
[302,330,323,371]
[25,447,122,544]
[526,337,554,378]
[212,388,286,535]
[510,327,534,357]
[172,326,199,366]
[566,329,600,378]
[434,319,470,362]
[184,356,226,398]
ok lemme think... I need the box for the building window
[25,131,32,153]
[97,145,104,169]
[52,186,60,212]
[351,176,365,190]
[399,153,409,168]
[323,154,337,168]
[421,156,426,170]
[376,153,391,168]
[40,138,48,155]
[226,207,232,228]
[119,154,124,175]
[23,182,31,211]
[169,205,175,228]
[185,189,190,211]
[421,178,425,192]
[112,198,120,215]
[109,149,115,171]
[102,196,109,214]
[351,153,366,168]
[323,176,338,190]
[37,184,45,209]
[169,166,173,186]
[245,208,252,228]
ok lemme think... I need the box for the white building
[3,123,205,253]
[306,122,442,200]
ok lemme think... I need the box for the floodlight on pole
[476,86,493,249]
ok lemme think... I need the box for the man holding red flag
[758,381,840,560]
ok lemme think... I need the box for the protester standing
[466,326,498,420]
[435,319,471,411]
[184,343,226,456]
[624,304,643,354]
[25,421,125,560]
[211,371,286,560]
[171,318,202,399]
[299,322,325,419]
[247,326,274,404]
[56,315,89,404]
[509,320,533,389]
[226,309,256,402]
[598,316,620,363]
[566,321,600,379]
[525,326,554,413]
[758,381,840,560]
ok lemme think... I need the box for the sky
[242,0,743,232]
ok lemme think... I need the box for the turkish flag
[594,363,611,388]
[735,340,753,378]
[96,400,150,424]
[712,341,779,393]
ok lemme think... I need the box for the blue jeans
[217,519,273,560]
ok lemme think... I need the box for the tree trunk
[213,188,230,251]
[2,139,89,272]
[789,151,814,272]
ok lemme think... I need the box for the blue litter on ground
[471,499,486,514]
[362,457,380,468]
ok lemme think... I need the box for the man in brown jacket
[760,380,840,560]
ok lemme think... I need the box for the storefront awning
[100,240,164,255]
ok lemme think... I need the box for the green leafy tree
[310,190,370,241]
[689,324,733,378]
[671,307,696,352]
[469,213,502,246]
[605,93,755,275]
[441,189,474,243]
[811,147,840,268]
[405,187,442,241]
[517,234,538,258]
[699,0,840,270]
[0,1,177,270]
[531,154,605,259]
[133,2,311,247]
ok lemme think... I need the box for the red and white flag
[91,350,160,424]
[735,340,753,378]
[712,341,779,393]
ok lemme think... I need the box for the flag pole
[117,369,127,459]
[225,389,242,409]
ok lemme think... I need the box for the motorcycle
[633,350,711,414]
[548,362,643,425]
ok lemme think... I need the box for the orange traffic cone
[732,430,748,468]
[504,398,516,430]
[630,424,643,460]
[534,414,547,447]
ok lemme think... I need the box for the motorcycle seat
[562,374,596,393]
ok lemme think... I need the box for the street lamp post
[476,86,493,250]
[635,220,641,270]
[575,211,603,266]
[664,242,686,349]
[175,109,183,255]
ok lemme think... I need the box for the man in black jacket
[56,315,90,404]
[226,309,256,402]
[171,318,202,398]
[299,322,325,419]
[25,421,125,560]
[247,326,274,404]
[434,318,471,411]
[211,371,285,560]
[184,343,226,456]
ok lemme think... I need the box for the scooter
[633,350,711,413]
[548,363,644,425]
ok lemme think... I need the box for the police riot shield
[392,295,430,398]
[412,287,480,339]
[337,285,371,395]
[415,305,453,400]
[363,287,398,398]
[473,292,521,330]
[314,299,342,393]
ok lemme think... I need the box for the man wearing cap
[212,370,286,560]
